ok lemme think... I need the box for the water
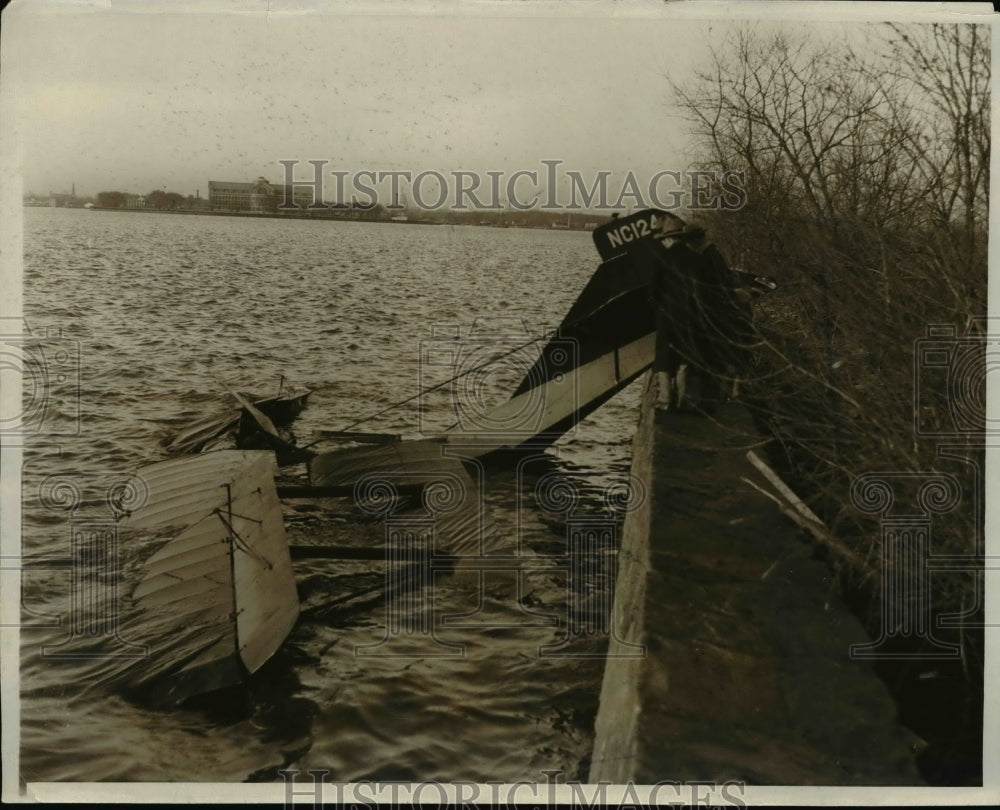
[17,208,642,783]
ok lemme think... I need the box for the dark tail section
[313,210,704,467]
[510,210,682,402]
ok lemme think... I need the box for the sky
[2,0,992,207]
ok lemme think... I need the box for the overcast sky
[3,0,991,205]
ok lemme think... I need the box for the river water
[16,208,642,783]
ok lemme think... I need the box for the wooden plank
[746,451,825,525]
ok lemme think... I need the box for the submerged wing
[119,450,299,704]
[308,439,494,556]
[163,410,242,454]
[308,438,462,486]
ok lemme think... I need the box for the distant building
[124,194,146,209]
[34,192,84,208]
[208,177,316,212]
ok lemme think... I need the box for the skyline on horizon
[23,163,749,217]
[4,1,946,206]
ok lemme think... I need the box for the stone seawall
[588,372,656,784]
[589,379,924,785]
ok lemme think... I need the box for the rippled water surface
[18,208,642,783]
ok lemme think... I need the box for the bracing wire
[337,328,557,432]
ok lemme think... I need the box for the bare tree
[668,24,989,723]
[885,23,990,307]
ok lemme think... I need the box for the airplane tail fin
[510,209,681,402]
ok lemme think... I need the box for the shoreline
[81,206,439,225]
[31,205,604,231]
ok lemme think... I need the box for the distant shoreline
[31,205,601,230]
[82,206,439,225]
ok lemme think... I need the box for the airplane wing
[308,438,494,557]
[116,450,299,706]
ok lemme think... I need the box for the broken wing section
[119,450,299,704]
